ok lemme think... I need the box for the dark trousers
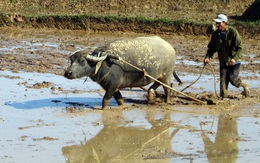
[219,64,242,97]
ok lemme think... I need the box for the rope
[208,63,220,98]
[116,56,206,104]
[180,64,206,92]
[180,62,219,98]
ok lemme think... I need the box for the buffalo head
[64,49,107,79]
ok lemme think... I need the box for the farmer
[203,14,250,98]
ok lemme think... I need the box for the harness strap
[89,60,103,77]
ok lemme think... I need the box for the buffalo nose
[64,71,72,78]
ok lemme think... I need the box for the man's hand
[204,58,210,65]
[229,58,236,66]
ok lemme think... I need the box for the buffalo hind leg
[147,79,171,104]
[160,75,171,104]
[150,78,171,104]
[162,85,171,103]
[147,82,160,104]
[161,78,171,103]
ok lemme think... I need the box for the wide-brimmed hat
[214,14,228,23]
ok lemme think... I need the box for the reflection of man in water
[201,114,239,163]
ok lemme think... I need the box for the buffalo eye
[79,58,86,65]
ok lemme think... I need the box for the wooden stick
[118,57,206,104]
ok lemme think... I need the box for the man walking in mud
[204,14,250,98]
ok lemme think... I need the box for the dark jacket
[205,25,243,67]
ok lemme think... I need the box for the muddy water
[61,109,260,163]
[0,28,260,162]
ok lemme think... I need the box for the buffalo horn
[85,53,108,62]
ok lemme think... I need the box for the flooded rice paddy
[0,28,259,162]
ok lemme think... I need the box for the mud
[0,27,260,162]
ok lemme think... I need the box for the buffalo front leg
[101,87,122,110]
[113,90,124,106]
[102,89,115,110]
[101,97,111,110]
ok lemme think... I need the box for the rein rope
[84,60,110,83]
[180,62,219,98]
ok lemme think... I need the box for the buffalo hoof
[93,106,105,110]
[147,89,156,104]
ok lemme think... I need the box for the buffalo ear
[69,51,82,62]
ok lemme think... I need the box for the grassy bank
[0,13,259,39]
[0,0,259,38]
[0,0,254,20]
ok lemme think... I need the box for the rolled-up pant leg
[229,63,242,87]
[220,66,229,97]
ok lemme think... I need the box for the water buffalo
[64,36,181,109]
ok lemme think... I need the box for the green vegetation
[18,13,260,27]
[233,19,260,27]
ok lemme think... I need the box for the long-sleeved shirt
[205,25,243,67]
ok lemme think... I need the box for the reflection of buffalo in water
[62,110,179,162]
[201,114,239,163]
